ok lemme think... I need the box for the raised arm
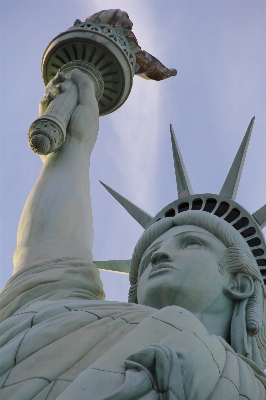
[13,70,99,274]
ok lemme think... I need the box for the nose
[151,250,171,265]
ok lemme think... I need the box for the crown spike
[253,204,266,229]
[100,181,153,229]
[219,117,255,200]
[170,124,193,198]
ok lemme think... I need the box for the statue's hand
[39,72,66,117]
[67,69,99,152]
[39,69,99,160]
[104,344,185,400]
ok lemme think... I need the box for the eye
[182,237,205,249]
[139,250,156,277]
[142,252,153,268]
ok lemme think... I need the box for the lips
[148,263,176,277]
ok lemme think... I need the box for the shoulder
[147,305,208,333]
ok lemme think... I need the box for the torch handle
[28,76,78,155]
[45,76,78,128]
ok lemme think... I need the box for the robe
[0,258,265,399]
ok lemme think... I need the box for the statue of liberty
[0,10,266,399]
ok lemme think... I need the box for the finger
[46,71,66,88]
[52,71,65,85]
[58,82,65,93]
[40,96,49,106]
[39,91,55,116]
[46,92,55,101]
[71,69,96,106]
[39,97,49,116]
[45,85,59,97]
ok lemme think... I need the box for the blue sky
[1,0,266,301]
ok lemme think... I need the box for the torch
[28,18,137,155]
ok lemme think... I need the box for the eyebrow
[149,241,163,250]
[172,230,216,240]
[182,236,208,250]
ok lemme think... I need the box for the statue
[27,9,177,156]
[0,9,266,400]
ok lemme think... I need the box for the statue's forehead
[149,225,223,246]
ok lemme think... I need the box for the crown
[100,118,266,283]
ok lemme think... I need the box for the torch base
[28,116,65,155]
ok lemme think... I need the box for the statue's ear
[223,273,254,300]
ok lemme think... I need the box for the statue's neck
[193,298,234,343]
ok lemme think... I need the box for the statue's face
[137,225,232,313]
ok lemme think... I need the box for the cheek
[186,254,227,294]
[137,265,152,301]
[183,250,219,272]
[199,254,221,277]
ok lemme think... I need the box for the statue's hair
[219,247,263,335]
[128,210,266,368]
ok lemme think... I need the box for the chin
[138,284,179,309]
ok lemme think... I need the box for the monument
[0,9,266,400]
